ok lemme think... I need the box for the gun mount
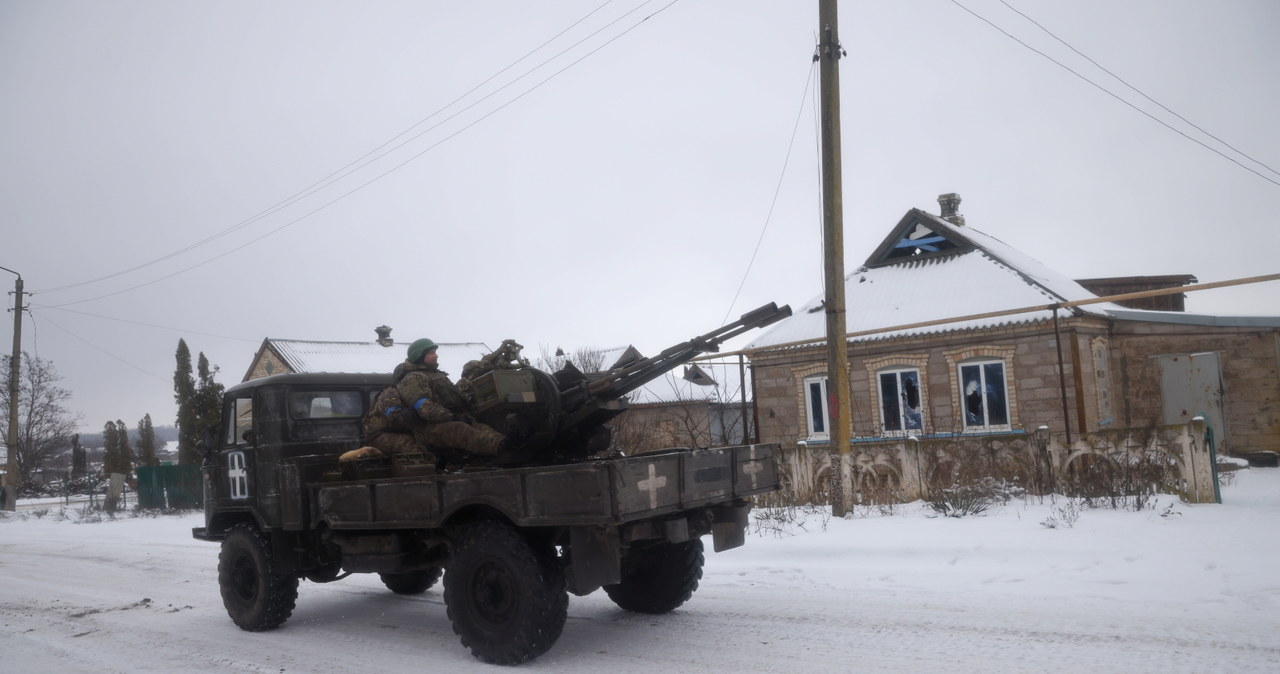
[458,302,791,465]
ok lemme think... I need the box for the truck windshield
[287,390,364,419]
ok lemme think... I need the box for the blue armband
[384,405,401,418]
[413,397,429,412]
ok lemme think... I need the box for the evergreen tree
[102,420,122,475]
[136,414,158,467]
[174,339,198,465]
[194,352,225,447]
[174,340,224,465]
[115,418,134,475]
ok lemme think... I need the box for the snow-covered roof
[748,209,1129,349]
[266,339,490,378]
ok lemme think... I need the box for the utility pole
[2,266,23,512]
[817,0,854,516]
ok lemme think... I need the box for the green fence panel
[135,465,203,509]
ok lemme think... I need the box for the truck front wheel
[604,538,704,614]
[218,523,299,631]
[444,521,567,665]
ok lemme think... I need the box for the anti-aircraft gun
[458,302,792,465]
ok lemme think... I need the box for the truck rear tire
[444,521,567,665]
[218,523,299,631]
[379,567,442,595]
[604,538,703,614]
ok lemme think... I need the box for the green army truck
[192,304,790,665]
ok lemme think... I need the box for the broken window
[885,221,960,260]
[803,375,830,441]
[878,368,924,434]
[959,360,1010,430]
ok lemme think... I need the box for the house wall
[750,319,1280,458]
[752,320,1104,445]
[610,401,752,453]
[244,349,293,382]
[1108,323,1280,455]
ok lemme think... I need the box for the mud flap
[566,526,621,596]
[710,501,750,552]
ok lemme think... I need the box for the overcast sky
[2,0,1277,435]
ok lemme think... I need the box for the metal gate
[1158,352,1226,453]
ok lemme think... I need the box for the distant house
[242,325,490,382]
[550,346,755,453]
[745,194,1279,503]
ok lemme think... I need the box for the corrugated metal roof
[269,340,490,377]
[748,212,1128,349]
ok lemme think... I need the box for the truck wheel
[604,538,704,614]
[218,523,299,631]
[444,521,567,665]
[379,567,442,595]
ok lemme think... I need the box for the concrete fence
[777,420,1220,506]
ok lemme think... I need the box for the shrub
[928,477,1023,518]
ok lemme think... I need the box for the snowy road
[3,469,1278,673]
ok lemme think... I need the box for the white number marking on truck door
[638,463,668,509]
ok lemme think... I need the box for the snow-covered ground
[2,469,1277,673]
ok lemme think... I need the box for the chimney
[375,325,394,347]
[937,193,965,226]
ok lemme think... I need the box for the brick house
[745,194,1279,503]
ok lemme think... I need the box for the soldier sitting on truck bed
[363,338,506,466]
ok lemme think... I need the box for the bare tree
[535,344,609,374]
[608,365,752,455]
[0,353,81,484]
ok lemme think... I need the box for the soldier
[364,338,505,465]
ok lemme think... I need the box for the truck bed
[301,443,780,532]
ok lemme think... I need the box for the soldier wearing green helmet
[363,338,505,464]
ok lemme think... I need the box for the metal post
[2,268,23,511]
[818,0,854,516]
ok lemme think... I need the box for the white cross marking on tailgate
[742,459,763,490]
[638,463,668,509]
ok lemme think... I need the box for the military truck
[192,303,789,665]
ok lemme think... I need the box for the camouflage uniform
[365,361,504,462]
[363,386,424,458]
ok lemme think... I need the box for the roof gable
[865,209,975,268]
[747,206,1129,350]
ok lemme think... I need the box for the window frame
[957,358,1012,432]
[877,367,925,436]
[224,395,254,447]
[803,375,830,441]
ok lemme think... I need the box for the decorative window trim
[943,346,1017,433]
[864,354,930,436]
[1091,336,1113,426]
[793,363,829,442]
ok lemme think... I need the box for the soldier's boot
[468,423,506,457]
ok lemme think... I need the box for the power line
[949,0,1280,188]
[45,0,685,309]
[722,61,818,326]
[30,305,260,343]
[29,312,170,384]
[998,0,1280,179]
[33,0,663,296]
